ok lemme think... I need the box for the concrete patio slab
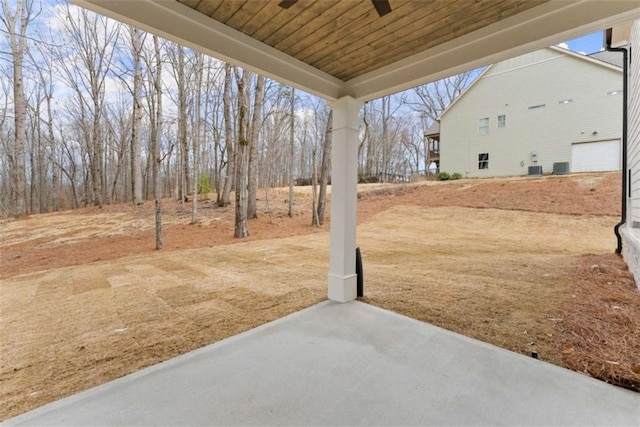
[5,301,639,426]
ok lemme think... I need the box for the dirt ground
[1,172,639,420]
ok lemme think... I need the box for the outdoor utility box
[553,162,570,175]
[528,166,543,176]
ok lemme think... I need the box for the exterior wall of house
[628,21,640,228]
[621,20,640,290]
[440,48,623,178]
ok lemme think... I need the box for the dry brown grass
[358,205,615,368]
[1,172,638,420]
[1,235,328,419]
[554,254,640,391]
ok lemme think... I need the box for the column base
[328,273,357,302]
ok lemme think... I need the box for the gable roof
[437,45,623,120]
[589,49,625,67]
[425,121,440,138]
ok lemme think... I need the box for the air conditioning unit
[528,166,543,176]
[553,162,570,175]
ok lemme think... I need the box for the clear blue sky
[562,31,605,54]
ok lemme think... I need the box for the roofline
[436,66,493,121]
[437,45,623,120]
[70,0,638,103]
[344,0,638,102]
[548,45,623,72]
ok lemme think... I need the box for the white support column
[327,96,363,302]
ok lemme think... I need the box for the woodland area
[0,0,473,238]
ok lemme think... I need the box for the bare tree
[191,52,203,224]
[152,35,164,249]
[316,110,332,225]
[1,0,34,216]
[258,81,287,188]
[358,95,409,182]
[411,72,475,124]
[204,59,226,204]
[54,5,121,208]
[219,63,234,207]
[288,87,295,217]
[56,125,81,209]
[130,27,144,205]
[233,68,250,238]
[0,70,12,214]
[175,46,189,202]
[26,39,60,212]
[311,146,318,226]
[360,102,375,178]
[247,74,265,219]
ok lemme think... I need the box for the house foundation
[621,227,640,291]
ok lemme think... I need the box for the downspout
[608,31,628,255]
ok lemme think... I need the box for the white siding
[622,19,640,289]
[440,48,623,178]
[629,21,640,226]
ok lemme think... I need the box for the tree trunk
[247,74,265,219]
[131,27,144,205]
[311,147,319,226]
[46,94,58,212]
[219,64,234,207]
[381,95,389,182]
[1,0,30,216]
[288,88,295,218]
[153,35,164,250]
[317,110,332,225]
[177,46,189,202]
[30,46,60,212]
[234,69,249,238]
[91,91,103,207]
[191,53,204,224]
[364,104,374,178]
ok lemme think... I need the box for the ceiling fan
[278,0,392,18]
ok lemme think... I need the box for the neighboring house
[439,46,623,178]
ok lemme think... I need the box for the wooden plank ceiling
[177,0,549,81]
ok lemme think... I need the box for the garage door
[571,139,621,172]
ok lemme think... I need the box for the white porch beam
[345,0,640,102]
[68,0,344,101]
[69,0,640,103]
[327,97,363,303]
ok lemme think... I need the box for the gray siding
[440,48,623,178]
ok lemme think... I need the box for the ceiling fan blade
[278,0,298,9]
[371,0,392,17]
[280,0,391,17]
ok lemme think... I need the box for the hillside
[1,172,639,420]
[0,173,622,279]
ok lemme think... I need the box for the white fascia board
[609,22,633,47]
[68,0,345,101]
[345,0,640,102]
[549,45,623,72]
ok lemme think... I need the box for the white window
[478,117,489,135]
[478,153,489,169]
[497,114,506,129]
